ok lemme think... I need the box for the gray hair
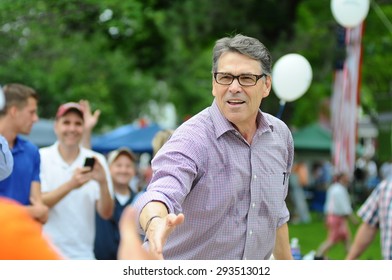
[212,34,272,75]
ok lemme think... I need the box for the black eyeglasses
[213,72,267,86]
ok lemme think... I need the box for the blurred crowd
[0,83,172,259]
[288,154,392,260]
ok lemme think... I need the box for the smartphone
[84,157,95,170]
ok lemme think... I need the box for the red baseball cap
[55,102,84,119]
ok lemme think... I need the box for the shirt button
[252,202,256,208]
[249,230,253,236]
[253,175,257,179]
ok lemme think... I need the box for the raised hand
[79,99,101,132]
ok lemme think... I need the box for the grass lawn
[288,212,382,260]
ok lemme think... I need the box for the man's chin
[225,112,245,124]
[20,130,32,135]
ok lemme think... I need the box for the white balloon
[272,53,312,102]
[331,0,370,28]
[0,86,5,110]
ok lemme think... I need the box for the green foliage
[1,0,391,143]
[362,3,392,109]
[0,0,163,129]
[272,1,335,126]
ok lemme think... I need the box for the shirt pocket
[257,173,286,219]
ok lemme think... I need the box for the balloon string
[276,100,286,119]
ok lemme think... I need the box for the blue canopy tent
[92,123,136,141]
[92,123,162,154]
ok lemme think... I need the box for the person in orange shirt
[0,197,156,260]
[0,197,62,260]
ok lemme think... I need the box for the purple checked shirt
[134,100,294,260]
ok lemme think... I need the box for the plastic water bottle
[290,237,302,260]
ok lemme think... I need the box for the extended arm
[91,157,114,219]
[25,181,49,224]
[273,223,293,260]
[139,201,184,259]
[346,222,378,260]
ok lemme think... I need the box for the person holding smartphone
[39,102,114,260]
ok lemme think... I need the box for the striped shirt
[134,100,294,260]
[357,176,392,260]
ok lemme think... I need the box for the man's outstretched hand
[118,206,185,260]
[145,212,185,259]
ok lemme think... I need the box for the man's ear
[262,75,272,98]
[212,78,217,98]
[8,105,18,117]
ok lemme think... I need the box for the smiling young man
[133,34,294,260]
[39,102,114,259]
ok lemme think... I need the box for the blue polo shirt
[0,136,40,205]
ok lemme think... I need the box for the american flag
[331,23,364,176]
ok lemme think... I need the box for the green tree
[0,0,164,128]
[1,0,391,161]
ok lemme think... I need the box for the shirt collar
[12,136,26,154]
[51,141,84,168]
[257,111,274,134]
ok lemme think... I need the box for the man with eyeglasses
[133,34,294,260]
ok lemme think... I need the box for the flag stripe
[331,23,363,176]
